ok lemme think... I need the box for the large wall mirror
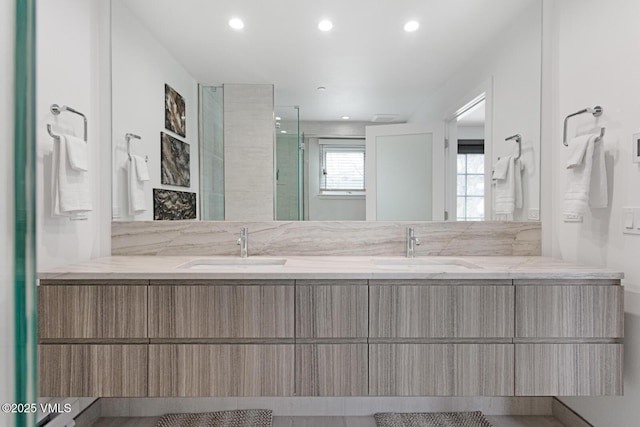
[111,0,541,222]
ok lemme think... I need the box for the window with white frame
[456,139,485,221]
[319,141,365,195]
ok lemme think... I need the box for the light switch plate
[623,207,640,235]
[633,133,640,164]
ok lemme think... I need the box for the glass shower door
[275,106,302,220]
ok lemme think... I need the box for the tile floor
[92,415,566,427]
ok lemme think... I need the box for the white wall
[409,1,541,221]
[112,0,200,221]
[457,126,485,140]
[36,0,111,270]
[0,1,15,424]
[544,1,640,426]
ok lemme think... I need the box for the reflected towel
[493,156,523,221]
[52,134,92,218]
[563,134,607,220]
[128,155,148,215]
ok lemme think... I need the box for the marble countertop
[38,256,624,281]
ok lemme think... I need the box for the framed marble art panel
[161,132,190,187]
[165,83,186,137]
[153,188,197,220]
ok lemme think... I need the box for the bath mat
[374,411,493,427]
[154,409,272,427]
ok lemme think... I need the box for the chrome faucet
[406,227,420,258]
[237,227,249,258]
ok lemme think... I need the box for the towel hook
[47,104,88,142]
[126,133,148,162]
[563,105,603,146]
[505,134,521,160]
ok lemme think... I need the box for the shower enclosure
[275,106,303,220]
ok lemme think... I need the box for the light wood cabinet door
[149,282,294,339]
[296,344,367,396]
[148,344,294,396]
[296,281,368,339]
[369,344,514,396]
[515,344,623,396]
[38,285,147,340]
[370,285,513,338]
[38,344,148,397]
[515,286,624,338]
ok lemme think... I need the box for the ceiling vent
[371,114,400,122]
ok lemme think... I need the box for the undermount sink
[177,257,287,270]
[372,257,481,271]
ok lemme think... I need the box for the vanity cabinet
[149,344,294,396]
[369,280,514,396]
[39,344,148,397]
[38,281,148,340]
[38,276,623,397]
[369,280,514,338]
[295,280,368,396]
[369,344,514,396]
[513,280,624,396]
[148,280,294,339]
[38,280,148,397]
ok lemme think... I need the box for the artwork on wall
[165,83,186,137]
[161,132,190,187]
[153,188,197,220]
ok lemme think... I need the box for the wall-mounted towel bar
[505,134,521,159]
[46,104,88,142]
[126,133,148,162]
[563,105,604,146]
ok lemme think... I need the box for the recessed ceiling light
[317,86,327,92]
[229,18,244,30]
[342,116,350,120]
[404,20,419,32]
[275,116,282,120]
[318,20,333,31]
[280,130,287,134]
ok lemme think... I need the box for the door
[365,123,444,220]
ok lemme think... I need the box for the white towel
[493,155,524,221]
[563,134,607,220]
[128,155,148,215]
[133,155,150,182]
[64,134,88,171]
[52,134,92,218]
[492,157,510,180]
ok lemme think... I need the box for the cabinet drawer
[369,344,514,396]
[149,344,294,396]
[149,285,294,339]
[370,286,513,338]
[38,344,148,397]
[296,281,367,339]
[38,286,147,340]
[296,344,367,396]
[515,344,623,396]
[515,286,623,338]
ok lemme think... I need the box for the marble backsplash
[111,221,541,257]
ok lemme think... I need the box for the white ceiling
[119,0,537,122]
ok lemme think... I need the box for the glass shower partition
[199,85,225,220]
[275,106,303,220]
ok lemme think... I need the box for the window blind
[319,144,365,192]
